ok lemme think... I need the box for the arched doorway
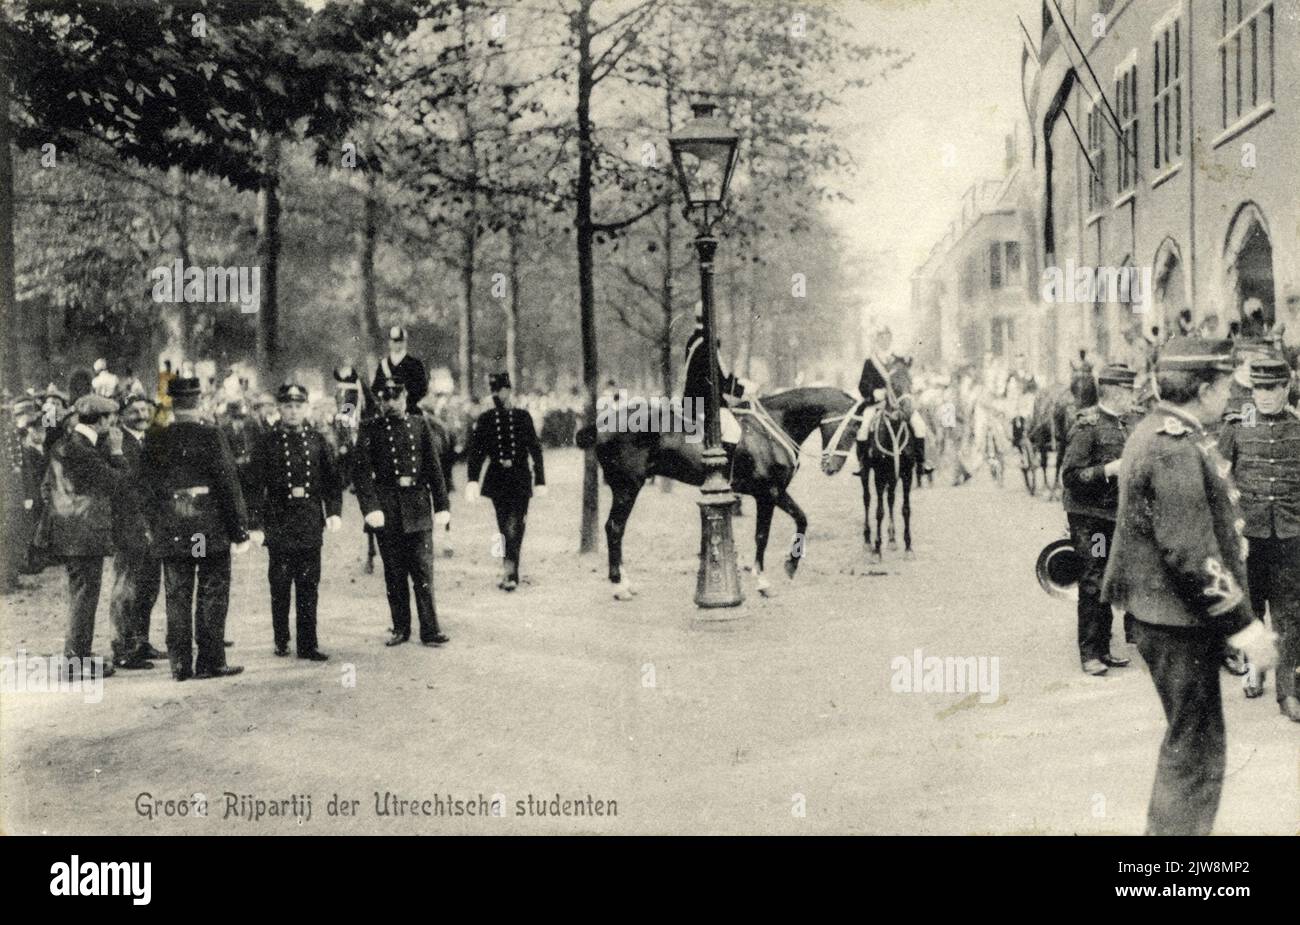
[1151,237,1186,341]
[1223,202,1275,328]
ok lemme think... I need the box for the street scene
[1,0,1298,841]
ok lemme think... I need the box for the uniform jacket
[353,410,449,533]
[39,429,126,557]
[372,353,428,414]
[683,329,740,405]
[1217,407,1300,539]
[141,420,250,558]
[466,404,545,501]
[250,422,343,549]
[1101,403,1254,634]
[858,353,894,405]
[1060,404,1139,520]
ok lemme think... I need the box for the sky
[824,0,1040,341]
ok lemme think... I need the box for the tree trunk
[576,0,600,554]
[458,219,477,400]
[255,135,281,381]
[506,222,519,387]
[360,169,382,360]
[0,63,21,393]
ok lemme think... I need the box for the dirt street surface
[2,449,1295,834]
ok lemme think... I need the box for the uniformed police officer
[465,372,546,591]
[1218,357,1300,721]
[353,377,450,647]
[1102,337,1276,835]
[141,376,251,681]
[1060,363,1138,675]
[372,326,428,415]
[250,383,343,661]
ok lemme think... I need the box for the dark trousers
[268,545,322,654]
[374,528,440,642]
[492,496,530,582]
[1134,620,1226,836]
[163,554,232,675]
[1069,514,1125,661]
[110,547,161,660]
[63,555,105,658]
[1246,534,1300,701]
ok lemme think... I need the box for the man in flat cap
[465,372,546,591]
[1218,357,1300,721]
[249,382,343,661]
[141,375,251,681]
[1060,363,1140,675]
[108,393,165,668]
[1102,337,1276,835]
[353,376,451,646]
[35,393,128,679]
[372,326,428,415]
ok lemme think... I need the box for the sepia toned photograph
[0,0,1296,853]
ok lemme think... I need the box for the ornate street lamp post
[668,102,743,611]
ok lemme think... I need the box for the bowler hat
[488,372,512,392]
[74,393,118,418]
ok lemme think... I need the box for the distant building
[1028,0,1298,380]
[910,131,1043,375]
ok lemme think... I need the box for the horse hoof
[903,549,916,561]
[870,551,882,563]
[783,558,798,579]
[887,539,897,550]
[613,587,635,601]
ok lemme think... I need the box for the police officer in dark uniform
[250,383,343,661]
[353,376,450,647]
[465,372,546,591]
[1060,363,1139,675]
[1218,357,1300,721]
[372,326,428,415]
[1102,337,1275,835]
[141,375,251,681]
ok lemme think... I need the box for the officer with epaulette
[250,383,343,661]
[464,372,546,591]
[353,376,451,647]
[1218,357,1300,721]
[1060,363,1139,675]
[141,375,251,682]
[1102,337,1277,836]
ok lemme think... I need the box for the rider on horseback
[856,325,932,474]
[683,301,746,449]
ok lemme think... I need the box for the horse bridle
[819,403,865,468]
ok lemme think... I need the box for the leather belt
[288,486,309,499]
[397,476,415,487]
[172,486,210,497]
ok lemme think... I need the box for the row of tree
[2,0,908,549]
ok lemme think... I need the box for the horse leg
[605,483,642,600]
[902,466,914,558]
[886,473,898,549]
[872,466,885,561]
[772,488,808,579]
[753,495,776,595]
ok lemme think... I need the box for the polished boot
[914,436,933,474]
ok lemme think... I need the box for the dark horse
[577,387,857,598]
[839,359,920,561]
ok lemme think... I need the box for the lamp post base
[695,489,744,612]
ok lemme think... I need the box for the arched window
[1151,237,1186,340]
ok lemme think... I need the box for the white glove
[326,515,342,533]
[873,388,887,401]
[1103,459,1122,478]
[464,482,480,504]
[248,529,264,546]
[23,499,33,510]
[534,484,548,498]
[364,510,385,529]
[232,540,251,555]
[434,510,451,527]
[1228,620,1278,672]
